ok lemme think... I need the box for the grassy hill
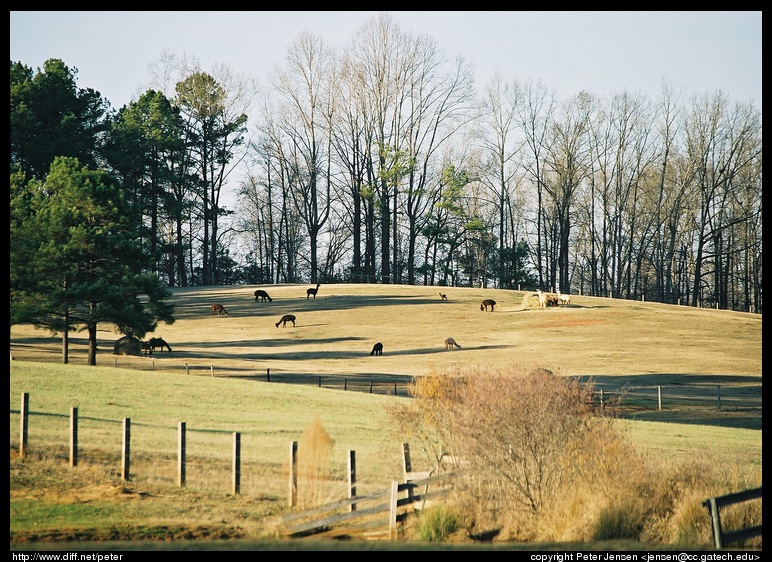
[10,283,762,379]
[9,283,762,548]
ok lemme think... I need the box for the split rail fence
[280,442,458,539]
[703,487,763,548]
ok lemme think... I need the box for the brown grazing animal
[276,314,296,328]
[148,337,172,352]
[306,283,321,300]
[444,337,461,350]
[141,341,153,355]
[370,342,383,356]
[439,292,448,301]
[211,303,228,315]
[480,299,496,312]
[254,289,273,302]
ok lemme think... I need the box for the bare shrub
[389,366,763,546]
[297,416,335,508]
[389,365,635,540]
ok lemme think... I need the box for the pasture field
[9,283,762,379]
[10,284,762,548]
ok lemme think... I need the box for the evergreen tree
[10,157,175,365]
[10,58,110,180]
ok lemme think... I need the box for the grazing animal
[370,342,383,356]
[536,289,548,309]
[211,303,228,315]
[141,341,153,355]
[444,337,461,350]
[480,299,496,312]
[276,314,296,328]
[439,292,448,301]
[306,283,321,300]
[546,294,560,307]
[556,290,571,305]
[148,337,172,353]
[254,289,273,302]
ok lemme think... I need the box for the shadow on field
[167,292,496,319]
[134,337,513,362]
[572,373,762,430]
[375,344,512,356]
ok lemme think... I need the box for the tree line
[10,14,762,314]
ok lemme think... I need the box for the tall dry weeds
[296,416,336,508]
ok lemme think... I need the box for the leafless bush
[389,365,635,540]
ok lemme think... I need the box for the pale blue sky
[11,11,762,111]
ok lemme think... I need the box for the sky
[10,11,762,113]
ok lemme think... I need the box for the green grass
[10,283,762,548]
[620,419,762,477]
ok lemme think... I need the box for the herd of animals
[127,284,572,357]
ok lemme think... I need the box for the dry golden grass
[9,283,762,380]
[10,283,762,547]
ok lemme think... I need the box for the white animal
[556,290,571,305]
[536,289,548,309]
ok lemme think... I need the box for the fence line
[281,442,458,539]
[19,354,760,406]
[588,382,762,412]
[11,390,762,542]
[703,487,763,548]
[13,393,454,539]
[280,471,459,539]
[10,380,761,457]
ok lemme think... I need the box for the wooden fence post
[121,418,131,481]
[266,368,270,382]
[705,497,724,549]
[703,487,762,548]
[19,392,29,458]
[289,441,298,507]
[402,442,413,480]
[658,385,662,410]
[348,450,357,512]
[717,385,721,409]
[389,480,399,540]
[178,422,186,487]
[232,432,241,495]
[70,407,78,467]
[402,442,417,506]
